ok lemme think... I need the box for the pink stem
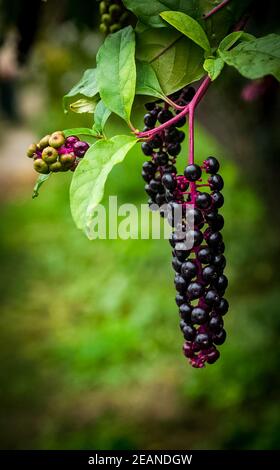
[137,76,211,140]
[204,0,231,19]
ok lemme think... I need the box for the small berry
[65,136,79,148]
[204,289,220,306]
[49,161,63,172]
[212,329,227,345]
[212,191,224,209]
[209,315,224,332]
[174,274,187,293]
[49,131,65,149]
[141,142,153,156]
[196,192,212,209]
[182,325,196,341]
[202,265,217,283]
[42,146,58,164]
[181,260,197,280]
[157,109,173,123]
[172,257,182,273]
[195,333,211,349]
[156,152,169,166]
[167,142,181,156]
[144,113,156,128]
[73,141,89,157]
[26,143,37,158]
[179,303,192,322]
[197,247,212,264]
[204,156,220,174]
[191,307,208,324]
[184,164,202,181]
[187,282,204,300]
[215,298,229,315]
[33,159,49,174]
[206,348,220,364]
[208,174,224,191]
[162,173,177,190]
[176,293,187,307]
[38,135,50,150]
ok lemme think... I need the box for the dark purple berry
[182,325,196,341]
[179,303,192,322]
[162,173,177,190]
[197,247,212,264]
[212,329,226,345]
[196,192,212,209]
[212,254,226,272]
[184,164,202,182]
[175,115,186,127]
[213,274,228,292]
[204,289,220,306]
[212,191,224,209]
[187,282,204,300]
[191,307,208,324]
[206,348,220,364]
[181,260,197,280]
[172,257,182,273]
[174,274,187,293]
[155,152,169,165]
[202,265,218,283]
[206,231,223,248]
[167,142,181,156]
[209,314,224,332]
[144,113,157,127]
[195,333,211,349]
[73,141,89,157]
[215,298,229,315]
[176,293,187,307]
[204,156,220,174]
[141,142,153,156]
[157,109,173,123]
[208,174,224,191]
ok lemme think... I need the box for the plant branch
[203,0,231,20]
[136,76,211,140]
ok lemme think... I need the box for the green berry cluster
[99,0,131,35]
[26,132,90,174]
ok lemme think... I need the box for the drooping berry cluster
[98,0,132,34]
[26,132,89,174]
[141,92,229,368]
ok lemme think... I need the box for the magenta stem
[137,76,211,140]
[204,0,231,19]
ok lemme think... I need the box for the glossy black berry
[182,87,195,102]
[167,142,181,156]
[196,192,212,209]
[209,174,224,191]
[206,348,220,364]
[212,328,226,345]
[165,127,179,143]
[209,314,224,332]
[215,298,229,315]
[204,289,220,306]
[155,152,169,166]
[197,247,212,264]
[206,231,223,248]
[186,208,204,226]
[177,131,185,143]
[179,303,192,322]
[141,142,153,156]
[162,173,177,190]
[174,274,187,293]
[142,161,156,175]
[176,293,187,307]
[181,260,197,280]
[195,333,211,349]
[157,109,173,123]
[144,113,157,128]
[145,184,156,197]
[182,324,196,341]
[149,135,162,149]
[202,265,218,283]
[191,307,208,324]
[204,156,220,174]
[172,257,182,273]
[155,193,166,205]
[145,102,155,111]
[212,254,226,272]
[212,191,224,209]
[187,282,204,300]
[213,274,228,292]
[149,179,163,192]
[207,213,224,231]
[175,115,186,128]
[184,164,202,182]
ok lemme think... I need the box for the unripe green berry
[120,12,129,25]
[99,1,107,14]
[34,159,50,174]
[49,161,63,172]
[59,153,76,167]
[109,4,121,18]
[102,13,111,26]
[26,143,37,158]
[38,135,50,150]
[99,23,108,34]
[110,23,121,33]
[42,146,58,164]
[49,131,65,149]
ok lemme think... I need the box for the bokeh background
[0,0,279,450]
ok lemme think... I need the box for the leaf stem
[203,0,231,20]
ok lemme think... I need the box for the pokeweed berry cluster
[141,92,229,368]
[98,0,131,35]
[26,132,89,174]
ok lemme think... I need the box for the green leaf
[203,57,224,80]
[63,68,99,112]
[219,33,280,81]
[70,135,138,236]
[160,11,211,52]
[32,174,51,199]
[218,31,255,53]
[63,128,98,138]
[68,98,98,114]
[136,27,204,95]
[92,101,111,135]
[135,61,166,100]
[96,26,136,123]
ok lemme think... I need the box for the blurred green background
[0,0,279,450]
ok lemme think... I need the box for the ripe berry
[202,265,217,283]
[174,274,187,293]
[73,141,89,157]
[176,293,187,307]
[177,131,185,143]
[204,156,220,174]
[209,314,224,332]
[172,257,182,273]
[186,208,203,226]
[179,303,192,322]
[162,173,177,190]
[215,298,229,315]
[186,229,203,247]
[212,191,224,209]
[49,131,65,149]
[65,136,79,148]
[175,115,186,128]
[142,161,156,175]
[195,333,211,349]
[204,289,220,306]
[206,348,220,364]
[181,260,197,280]
[207,213,224,231]
[206,231,223,248]
[197,247,212,264]
[149,135,162,149]
[213,275,228,292]
[212,329,227,345]
[196,192,212,209]
[149,179,163,192]
[156,152,169,165]
[42,146,58,164]
[157,109,173,123]
[212,254,226,272]
[145,184,156,197]
[167,143,181,156]
[145,102,155,111]
[208,174,224,190]
[191,307,208,324]
[184,164,202,181]
[144,113,156,128]
[141,170,151,183]
[141,142,153,156]
[187,282,204,300]
[155,193,166,205]
[182,87,195,102]
[182,325,196,341]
